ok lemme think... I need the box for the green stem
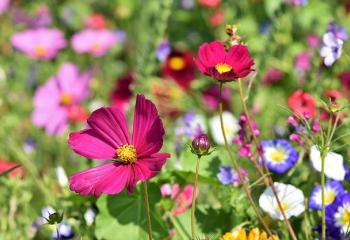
[237,79,297,240]
[142,182,153,240]
[191,156,200,240]
[321,149,327,240]
[218,82,272,235]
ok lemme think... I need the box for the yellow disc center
[116,144,137,164]
[169,57,185,71]
[324,190,336,205]
[215,63,232,74]
[269,149,286,162]
[342,210,350,225]
[35,45,47,57]
[276,202,289,212]
[60,93,74,106]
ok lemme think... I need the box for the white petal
[209,111,239,145]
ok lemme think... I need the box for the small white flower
[259,182,305,220]
[55,166,69,187]
[84,208,96,226]
[310,145,345,180]
[41,206,55,221]
[209,111,239,145]
[320,32,343,67]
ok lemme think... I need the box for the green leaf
[95,183,168,239]
[265,0,283,17]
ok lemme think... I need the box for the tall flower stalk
[143,182,153,240]
[191,156,200,239]
[218,83,272,235]
[237,78,298,240]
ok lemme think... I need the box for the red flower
[198,0,221,8]
[162,50,196,89]
[0,159,24,178]
[209,9,225,27]
[85,14,106,29]
[339,70,350,91]
[110,72,134,114]
[194,40,254,81]
[67,105,88,123]
[288,90,316,118]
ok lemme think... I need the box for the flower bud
[191,134,210,156]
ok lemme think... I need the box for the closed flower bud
[191,134,210,156]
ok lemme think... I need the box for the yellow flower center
[116,144,137,164]
[60,93,73,106]
[342,210,350,225]
[169,57,185,71]
[268,149,286,162]
[324,190,336,205]
[276,202,289,212]
[215,63,232,74]
[35,45,47,57]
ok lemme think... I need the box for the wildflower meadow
[1,0,350,239]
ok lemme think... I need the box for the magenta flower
[71,29,118,57]
[11,28,66,60]
[68,94,170,195]
[294,52,311,71]
[0,0,10,15]
[32,63,91,135]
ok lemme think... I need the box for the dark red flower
[194,40,254,81]
[288,90,316,118]
[162,50,196,89]
[110,72,134,114]
[339,70,350,91]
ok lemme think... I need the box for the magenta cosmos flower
[68,94,171,196]
[32,63,91,135]
[11,28,66,60]
[194,40,254,81]
[71,29,118,57]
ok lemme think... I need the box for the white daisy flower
[259,182,305,220]
[310,145,345,180]
[55,166,68,187]
[209,111,239,145]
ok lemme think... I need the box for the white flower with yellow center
[210,111,239,145]
[259,182,305,220]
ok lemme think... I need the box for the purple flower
[261,139,299,174]
[309,180,344,210]
[285,0,308,6]
[71,29,118,57]
[11,28,66,60]
[175,111,206,138]
[156,39,171,62]
[12,6,52,28]
[320,32,343,67]
[325,193,350,239]
[53,222,74,239]
[32,63,91,135]
[217,166,248,187]
[0,0,10,15]
[328,22,348,42]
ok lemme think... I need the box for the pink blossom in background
[11,28,66,60]
[262,67,284,85]
[160,183,198,216]
[0,0,10,15]
[294,52,311,71]
[110,72,134,114]
[12,5,52,28]
[202,84,231,111]
[32,63,91,135]
[68,94,170,195]
[198,0,221,8]
[71,29,118,57]
[307,33,320,48]
[85,14,106,29]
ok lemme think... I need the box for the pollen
[34,45,47,57]
[215,63,232,74]
[169,57,185,71]
[116,144,137,164]
[269,148,286,162]
[60,93,74,106]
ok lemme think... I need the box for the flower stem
[218,82,272,235]
[191,156,200,240]
[142,181,153,240]
[237,78,297,240]
[321,149,327,240]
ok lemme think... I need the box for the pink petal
[68,129,116,159]
[134,153,170,179]
[198,40,226,67]
[69,162,131,196]
[226,45,254,74]
[132,95,165,157]
[87,107,130,149]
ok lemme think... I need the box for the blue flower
[328,22,348,42]
[309,180,344,210]
[261,139,299,174]
[53,222,74,240]
[325,193,350,239]
[217,166,248,186]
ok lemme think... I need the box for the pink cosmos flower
[71,29,118,57]
[68,94,171,195]
[11,28,66,60]
[294,52,311,71]
[160,183,198,216]
[194,40,254,81]
[32,63,91,135]
[0,0,10,15]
